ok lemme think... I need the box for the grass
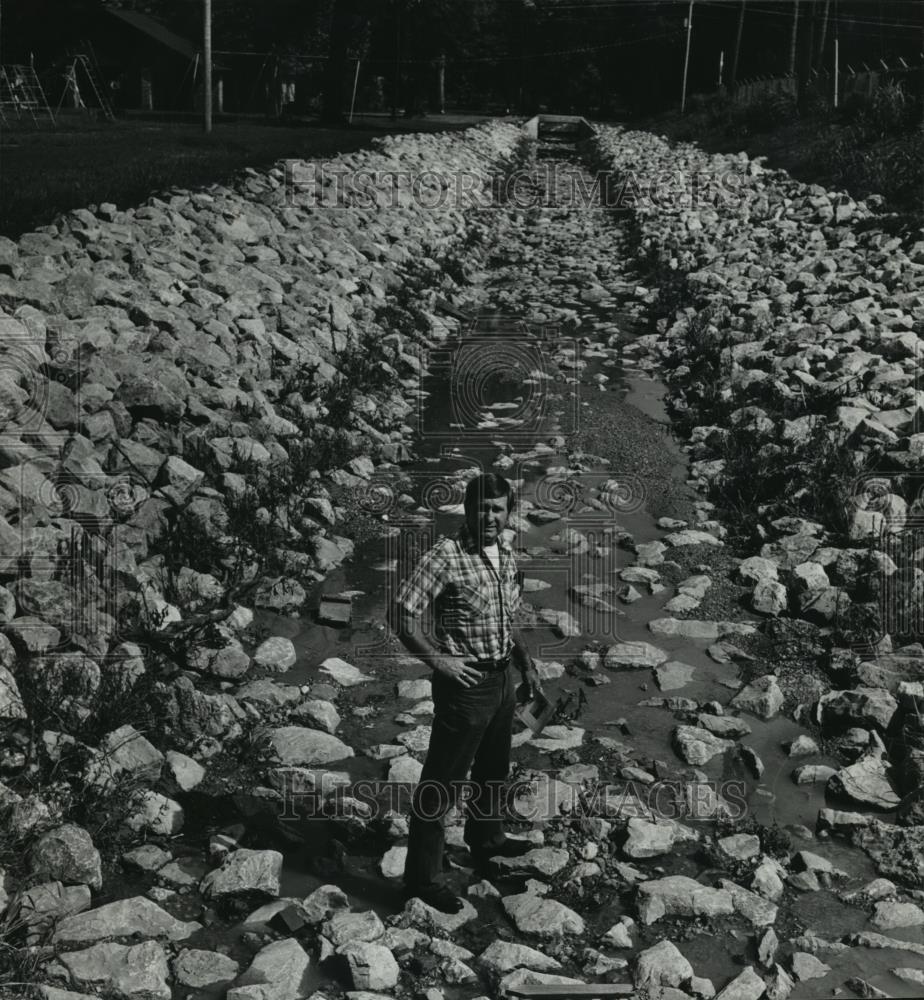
[0,110,490,238]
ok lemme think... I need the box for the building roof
[105,8,198,61]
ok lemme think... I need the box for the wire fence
[730,57,924,107]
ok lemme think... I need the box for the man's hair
[464,473,516,516]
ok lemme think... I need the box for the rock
[164,750,205,791]
[604,641,668,669]
[714,966,767,1000]
[0,664,25,718]
[697,714,752,738]
[339,941,399,990]
[623,818,676,858]
[124,791,183,836]
[790,952,830,981]
[100,726,164,782]
[719,879,778,927]
[16,881,91,942]
[323,910,385,947]
[786,735,820,756]
[172,949,240,990]
[253,636,297,672]
[752,580,787,616]
[399,896,477,934]
[235,679,301,709]
[870,900,924,929]
[894,968,924,986]
[828,754,900,810]
[529,725,584,753]
[388,756,423,783]
[477,941,563,976]
[379,846,407,879]
[268,727,354,765]
[637,875,735,924]
[319,656,370,686]
[655,661,696,690]
[494,847,570,876]
[651,617,721,639]
[295,699,341,734]
[397,679,431,700]
[672,725,736,765]
[53,897,200,945]
[737,557,779,585]
[758,928,778,969]
[226,939,312,1000]
[792,765,837,785]
[635,939,694,991]
[200,848,282,900]
[818,688,897,731]
[302,884,350,924]
[31,824,102,890]
[730,675,784,719]
[502,890,585,937]
[187,641,251,679]
[55,941,170,1000]
[766,965,795,1000]
[664,529,723,548]
[718,834,760,860]
[602,921,634,948]
[395,725,431,752]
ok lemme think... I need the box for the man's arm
[389,601,483,688]
[511,628,543,700]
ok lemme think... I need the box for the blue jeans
[403,664,517,892]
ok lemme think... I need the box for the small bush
[841,81,920,138]
[741,90,798,132]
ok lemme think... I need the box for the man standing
[390,473,543,913]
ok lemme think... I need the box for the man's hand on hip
[432,655,483,687]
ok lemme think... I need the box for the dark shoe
[404,885,464,914]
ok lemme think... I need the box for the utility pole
[203,0,212,133]
[787,0,799,78]
[815,0,831,73]
[718,49,724,89]
[681,0,694,112]
[437,52,445,114]
[730,0,745,95]
[391,0,401,119]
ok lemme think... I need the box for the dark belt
[468,652,512,673]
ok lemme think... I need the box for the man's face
[466,494,510,546]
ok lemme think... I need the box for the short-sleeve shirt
[394,523,521,662]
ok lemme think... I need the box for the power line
[696,0,924,31]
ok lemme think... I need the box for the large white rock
[268,726,354,765]
[673,725,736,765]
[828,754,900,810]
[635,939,694,990]
[502,891,585,937]
[200,848,282,900]
[253,636,297,672]
[339,941,399,990]
[637,875,735,924]
[604,641,668,669]
[477,940,563,975]
[226,939,311,1000]
[53,897,200,944]
[318,656,370,686]
[55,941,171,999]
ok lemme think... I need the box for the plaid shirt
[395,523,521,662]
